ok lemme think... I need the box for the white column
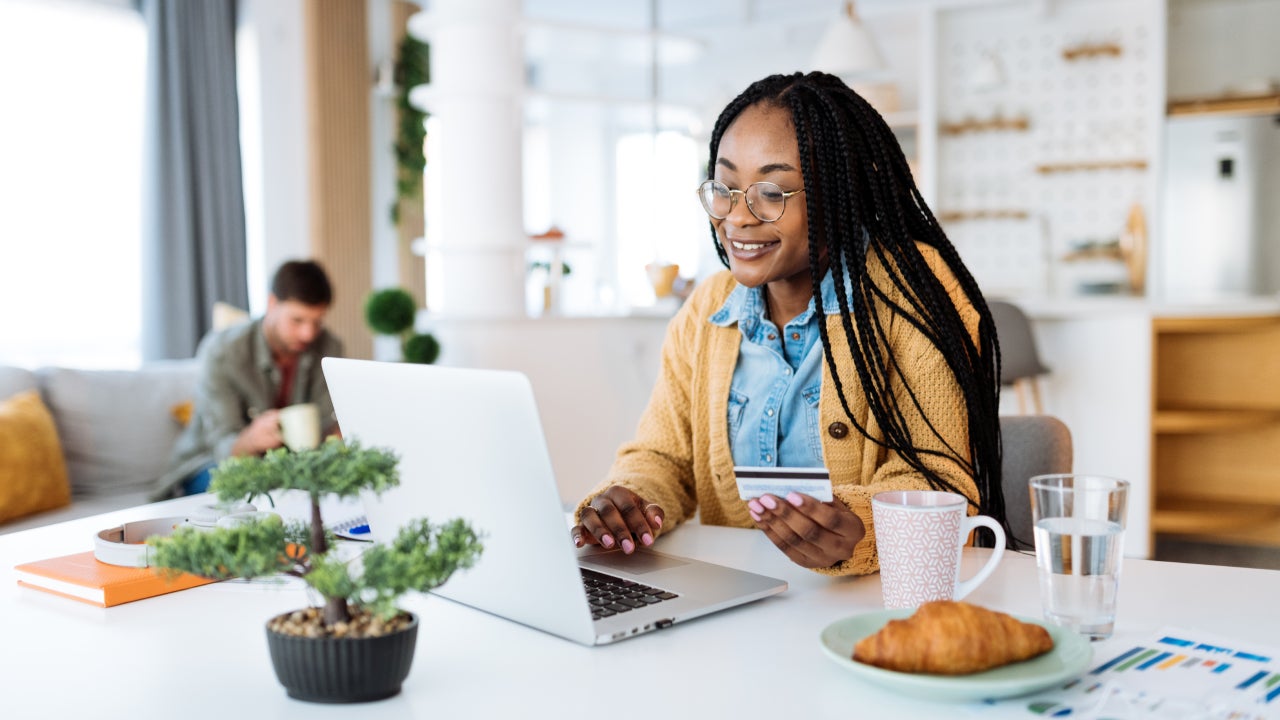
[409,0,525,317]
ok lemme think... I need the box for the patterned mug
[871,490,1006,609]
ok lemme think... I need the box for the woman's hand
[748,493,865,569]
[571,486,665,555]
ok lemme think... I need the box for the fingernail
[759,495,778,510]
[621,538,635,553]
[749,510,761,522]
[653,515,663,528]
[601,534,614,548]
[747,499,764,514]
[641,533,653,546]
[573,535,583,547]
[786,492,803,507]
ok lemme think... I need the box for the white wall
[237,0,311,312]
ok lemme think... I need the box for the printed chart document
[975,627,1280,719]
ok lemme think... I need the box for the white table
[3,494,1279,719]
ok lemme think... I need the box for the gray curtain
[140,0,249,360]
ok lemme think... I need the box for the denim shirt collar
[709,270,845,332]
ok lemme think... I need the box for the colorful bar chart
[1004,628,1280,719]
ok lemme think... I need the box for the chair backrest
[989,300,1049,384]
[1000,414,1072,550]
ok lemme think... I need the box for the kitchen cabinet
[1151,314,1280,546]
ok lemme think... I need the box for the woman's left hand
[748,493,865,569]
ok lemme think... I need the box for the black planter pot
[265,611,419,703]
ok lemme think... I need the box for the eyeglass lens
[698,180,791,223]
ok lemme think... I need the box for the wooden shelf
[937,209,1029,223]
[1154,315,1280,334]
[1168,93,1280,118]
[1154,497,1280,541]
[939,115,1029,136]
[1035,159,1148,174]
[1154,409,1280,434]
[1061,41,1122,62]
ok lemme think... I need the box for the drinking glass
[1030,474,1129,640]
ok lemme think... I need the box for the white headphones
[93,502,268,568]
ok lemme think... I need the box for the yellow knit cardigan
[576,245,982,576]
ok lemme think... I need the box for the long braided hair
[707,72,1007,534]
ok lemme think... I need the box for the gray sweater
[152,318,344,499]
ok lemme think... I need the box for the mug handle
[954,515,1006,601]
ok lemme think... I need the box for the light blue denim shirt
[709,272,841,469]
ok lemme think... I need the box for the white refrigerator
[1159,113,1280,300]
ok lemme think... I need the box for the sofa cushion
[0,390,72,523]
[39,361,198,498]
[0,365,38,401]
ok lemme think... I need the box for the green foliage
[209,438,401,504]
[528,260,572,277]
[402,332,440,364]
[393,33,430,224]
[147,439,483,630]
[363,286,439,364]
[355,519,484,619]
[365,287,418,335]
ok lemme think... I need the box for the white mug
[278,403,321,452]
[872,490,1006,609]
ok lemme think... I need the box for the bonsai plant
[364,286,440,364]
[147,439,482,703]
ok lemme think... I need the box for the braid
[706,72,1008,540]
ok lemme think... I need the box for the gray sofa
[0,361,198,534]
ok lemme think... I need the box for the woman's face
[712,103,812,291]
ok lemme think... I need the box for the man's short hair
[271,260,333,306]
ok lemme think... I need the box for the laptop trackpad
[580,550,687,575]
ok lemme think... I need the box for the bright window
[615,131,705,306]
[0,0,146,369]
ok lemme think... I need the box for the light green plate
[819,608,1093,702]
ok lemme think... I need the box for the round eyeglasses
[697,180,805,223]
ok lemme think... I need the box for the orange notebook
[15,551,216,607]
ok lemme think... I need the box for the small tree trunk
[310,496,328,557]
[323,595,351,627]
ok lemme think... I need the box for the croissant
[853,601,1053,675]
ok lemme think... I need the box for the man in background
[153,260,344,498]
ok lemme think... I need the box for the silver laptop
[322,357,787,646]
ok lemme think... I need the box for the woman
[571,72,1004,576]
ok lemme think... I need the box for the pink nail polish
[787,492,803,507]
[621,538,635,553]
[574,536,583,547]
[749,510,761,522]
[653,515,663,528]
[601,534,614,548]
[747,499,764,514]
[641,533,653,546]
[759,495,778,510]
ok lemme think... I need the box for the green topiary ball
[403,332,440,364]
[365,288,417,335]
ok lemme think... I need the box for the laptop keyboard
[581,567,678,621]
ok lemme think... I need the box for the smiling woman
[572,71,1005,578]
[0,0,146,369]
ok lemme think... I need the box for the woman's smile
[727,238,780,257]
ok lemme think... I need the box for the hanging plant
[392,33,430,224]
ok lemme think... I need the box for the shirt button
[766,408,774,417]
[791,332,801,341]
[765,454,772,463]
[767,334,776,341]
[828,422,849,439]
[784,368,792,375]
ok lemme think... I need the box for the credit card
[734,466,833,502]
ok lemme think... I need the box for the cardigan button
[827,422,849,439]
